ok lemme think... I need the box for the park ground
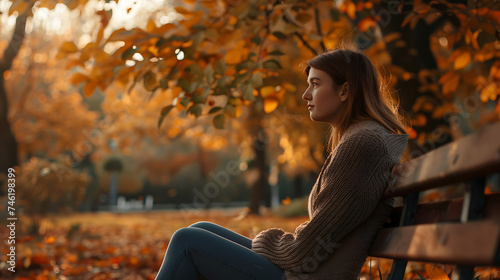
[0,209,499,280]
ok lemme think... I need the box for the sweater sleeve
[251,132,393,273]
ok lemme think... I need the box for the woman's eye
[312,82,318,87]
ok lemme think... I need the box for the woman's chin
[309,115,333,125]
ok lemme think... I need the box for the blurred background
[0,0,499,279]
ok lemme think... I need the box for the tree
[0,0,94,175]
[64,0,499,213]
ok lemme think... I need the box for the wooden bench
[368,121,500,280]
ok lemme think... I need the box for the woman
[154,49,409,280]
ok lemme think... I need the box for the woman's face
[302,67,346,126]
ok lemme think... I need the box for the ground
[0,209,498,279]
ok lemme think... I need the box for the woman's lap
[188,221,252,249]
[155,221,285,280]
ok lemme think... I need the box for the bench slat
[390,192,500,225]
[384,121,500,198]
[369,220,500,266]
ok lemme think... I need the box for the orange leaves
[60,41,79,53]
[406,127,417,140]
[264,97,279,113]
[44,236,56,244]
[439,71,460,97]
[146,19,157,33]
[259,84,290,114]
[282,197,291,205]
[424,264,450,280]
[106,28,137,43]
[453,51,471,70]
[480,83,499,102]
[489,60,500,83]
[83,82,98,98]
[116,66,135,86]
[56,42,79,59]
[225,40,248,65]
[465,29,481,50]
[70,73,89,86]
[10,210,500,279]
[260,86,275,98]
[358,17,377,32]
[227,15,238,25]
[411,114,427,127]
[175,6,195,16]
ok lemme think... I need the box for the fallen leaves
[1,211,498,279]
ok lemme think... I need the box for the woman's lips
[307,105,314,110]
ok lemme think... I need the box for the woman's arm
[251,132,394,273]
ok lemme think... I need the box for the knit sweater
[251,119,408,280]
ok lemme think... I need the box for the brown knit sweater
[251,119,408,280]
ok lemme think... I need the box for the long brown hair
[304,49,409,153]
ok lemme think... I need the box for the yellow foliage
[146,19,157,33]
[411,114,427,126]
[480,83,498,102]
[83,82,97,98]
[70,73,89,86]
[264,97,279,113]
[228,16,238,25]
[116,66,135,85]
[225,41,248,65]
[346,2,356,19]
[282,197,291,205]
[13,156,88,216]
[60,41,79,53]
[235,105,242,118]
[260,86,275,98]
[424,264,450,280]
[283,83,296,92]
[454,51,471,70]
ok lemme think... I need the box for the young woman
[154,49,409,280]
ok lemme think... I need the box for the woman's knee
[188,221,217,230]
[170,227,199,246]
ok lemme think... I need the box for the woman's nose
[302,88,311,101]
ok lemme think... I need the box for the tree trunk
[293,175,303,198]
[249,125,270,214]
[0,14,28,183]
[370,2,458,155]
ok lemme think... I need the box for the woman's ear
[343,82,349,93]
[340,82,349,101]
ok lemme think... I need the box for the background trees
[60,0,499,212]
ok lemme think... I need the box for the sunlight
[31,3,72,36]
[1,0,178,42]
[132,52,144,61]
[175,48,184,60]
[125,60,136,66]
[105,0,174,30]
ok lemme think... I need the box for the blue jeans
[154,221,285,280]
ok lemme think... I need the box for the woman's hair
[304,49,409,153]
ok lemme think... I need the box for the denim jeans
[154,221,285,280]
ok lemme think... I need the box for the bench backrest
[368,121,500,280]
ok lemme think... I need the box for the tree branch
[293,31,318,56]
[282,13,318,56]
[314,8,327,52]
[0,14,28,73]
